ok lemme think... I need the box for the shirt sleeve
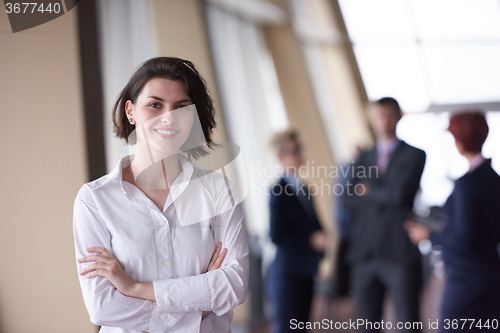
[73,185,185,332]
[153,178,250,316]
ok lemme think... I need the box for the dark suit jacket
[345,140,426,265]
[432,159,500,322]
[269,177,323,277]
[432,159,500,274]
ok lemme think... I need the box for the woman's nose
[160,109,176,123]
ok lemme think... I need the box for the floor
[239,269,445,333]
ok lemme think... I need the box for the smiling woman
[73,57,249,333]
[127,78,195,155]
[112,57,216,160]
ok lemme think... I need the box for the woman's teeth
[155,129,177,134]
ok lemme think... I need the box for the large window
[339,0,500,111]
[340,0,500,206]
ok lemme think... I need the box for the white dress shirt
[73,154,249,333]
[376,137,400,174]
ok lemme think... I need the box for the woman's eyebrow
[176,99,192,104]
[147,96,164,101]
[146,96,192,104]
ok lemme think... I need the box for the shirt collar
[96,153,195,189]
[468,153,486,173]
[376,137,401,154]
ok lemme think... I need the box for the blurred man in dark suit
[345,97,426,333]
[268,129,326,333]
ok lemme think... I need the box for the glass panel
[397,113,462,206]
[424,44,500,104]
[339,0,414,42]
[411,0,500,41]
[354,45,430,112]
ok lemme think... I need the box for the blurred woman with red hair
[407,110,500,332]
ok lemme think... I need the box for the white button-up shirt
[73,154,249,333]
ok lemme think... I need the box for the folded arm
[345,150,426,207]
[73,188,179,331]
[152,200,249,316]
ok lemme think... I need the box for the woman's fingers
[83,269,107,279]
[207,243,221,270]
[206,243,228,271]
[78,254,112,264]
[78,248,116,277]
[214,248,227,268]
[79,262,108,276]
[86,247,113,257]
[209,243,222,265]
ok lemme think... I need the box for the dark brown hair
[112,57,217,160]
[375,97,402,117]
[448,110,489,153]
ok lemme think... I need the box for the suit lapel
[367,148,378,168]
[280,177,315,221]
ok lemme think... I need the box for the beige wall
[0,8,92,333]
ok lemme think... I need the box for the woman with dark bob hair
[73,57,249,333]
[407,110,500,332]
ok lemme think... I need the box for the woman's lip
[154,128,178,138]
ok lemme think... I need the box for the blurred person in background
[267,129,326,333]
[406,111,500,332]
[345,97,426,332]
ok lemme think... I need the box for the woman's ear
[125,100,135,125]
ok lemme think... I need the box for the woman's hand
[78,247,137,297]
[309,230,327,252]
[206,242,227,272]
[202,242,227,319]
[405,221,430,246]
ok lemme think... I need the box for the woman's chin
[151,145,183,158]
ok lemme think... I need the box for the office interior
[1,0,500,332]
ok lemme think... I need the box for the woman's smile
[154,127,179,138]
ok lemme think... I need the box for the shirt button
[164,260,171,267]
[159,219,166,226]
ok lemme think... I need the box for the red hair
[448,110,489,153]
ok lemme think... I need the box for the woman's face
[126,78,195,155]
[279,139,304,171]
